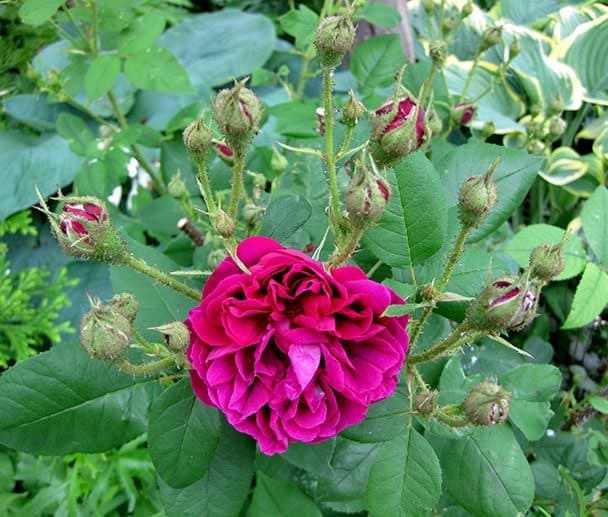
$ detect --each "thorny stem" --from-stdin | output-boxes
[410,365,428,390]
[409,225,471,349]
[458,50,482,104]
[432,404,471,427]
[228,148,246,222]
[122,254,200,301]
[117,357,176,377]
[409,321,482,364]
[323,68,342,237]
[194,160,217,215]
[336,125,355,161]
[326,227,363,269]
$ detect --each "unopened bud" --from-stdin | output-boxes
[109,293,139,323]
[168,173,188,199]
[546,116,566,141]
[480,121,496,139]
[457,160,498,228]
[345,158,391,227]
[529,243,565,282]
[150,321,190,353]
[429,40,448,67]
[342,90,365,127]
[527,139,546,155]
[529,103,543,117]
[242,203,264,225]
[525,117,543,138]
[427,108,442,136]
[441,16,456,34]
[467,275,540,331]
[464,381,511,425]
[415,390,438,416]
[270,148,288,174]
[480,25,503,52]
[462,0,473,17]
[422,0,434,14]
[452,102,476,125]
[508,38,521,59]
[314,15,356,69]
[213,79,263,146]
[43,195,126,263]
[213,208,236,238]
[216,143,235,165]
[370,91,427,168]
[80,297,132,362]
[548,94,564,116]
[183,117,213,163]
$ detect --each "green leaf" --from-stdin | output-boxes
[249,471,322,517]
[0,342,159,454]
[110,238,197,341]
[491,0,565,25]
[581,186,608,266]
[366,427,441,516]
[19,0,64,25]
[588,396,608,414]
[500,364,562,441]
[435,142,542,242]
[350,35,405,93]
[279,5,318,50]
[0,131,84,220]
[148,379,220,489]
[555,15,608,105]
[502,224,586,281]
[540,147,588,186]
[283,439,335,478]
[260,196,312,244]
[160,419,255,516]
[118,10,166,54]
[383,303,427,316]
[356,3,401,28]
[84,54,122,100]
[429,426,535,516]
[55,112,97,156]
[157,10,276,90]
[124,47,192,93]
[270,100,319,138]
[562,262,608,329]
[363,152,447,268]
[3,94,69,131]
[341,395,410,443]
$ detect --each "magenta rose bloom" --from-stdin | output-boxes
[186,237,409,455]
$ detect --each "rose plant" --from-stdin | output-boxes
[0,0,606,515]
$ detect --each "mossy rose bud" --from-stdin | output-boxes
[545,116,567,141]
[346,172,391,228]
[480,25,503,52]
[213,80,263,145]
[151,321,190,353]
[314,15,355,69]
[342,90,365,127]
[529,243,565,282]
[452,102,476,125]
[464,381,511,425]
[109,293,139,323]
[457,161,498,228]
[80,298,132,362]
[50,197,126,263]
[370,92,426,168]
[213,208,236,238]
[468,276,540,331]
[183,117,213,163]
[429,40,448,67]
[508,38,521,59]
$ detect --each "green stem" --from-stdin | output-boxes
[410,365,428,390]
[323,68,341,234]
[195,160,217,215]
[106,91,166,193]
[90,0,100,54]
[61,4,88,44]
[409,321,482,364]
[122,254,200,301]
[117,357,176,377]
[432,404,471,427]
[336,125,354,161]
[326,227,363,269]
[294,50,313,100]
[458,51,481,104]
[228,148,246,221]
[409,225,471,349]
